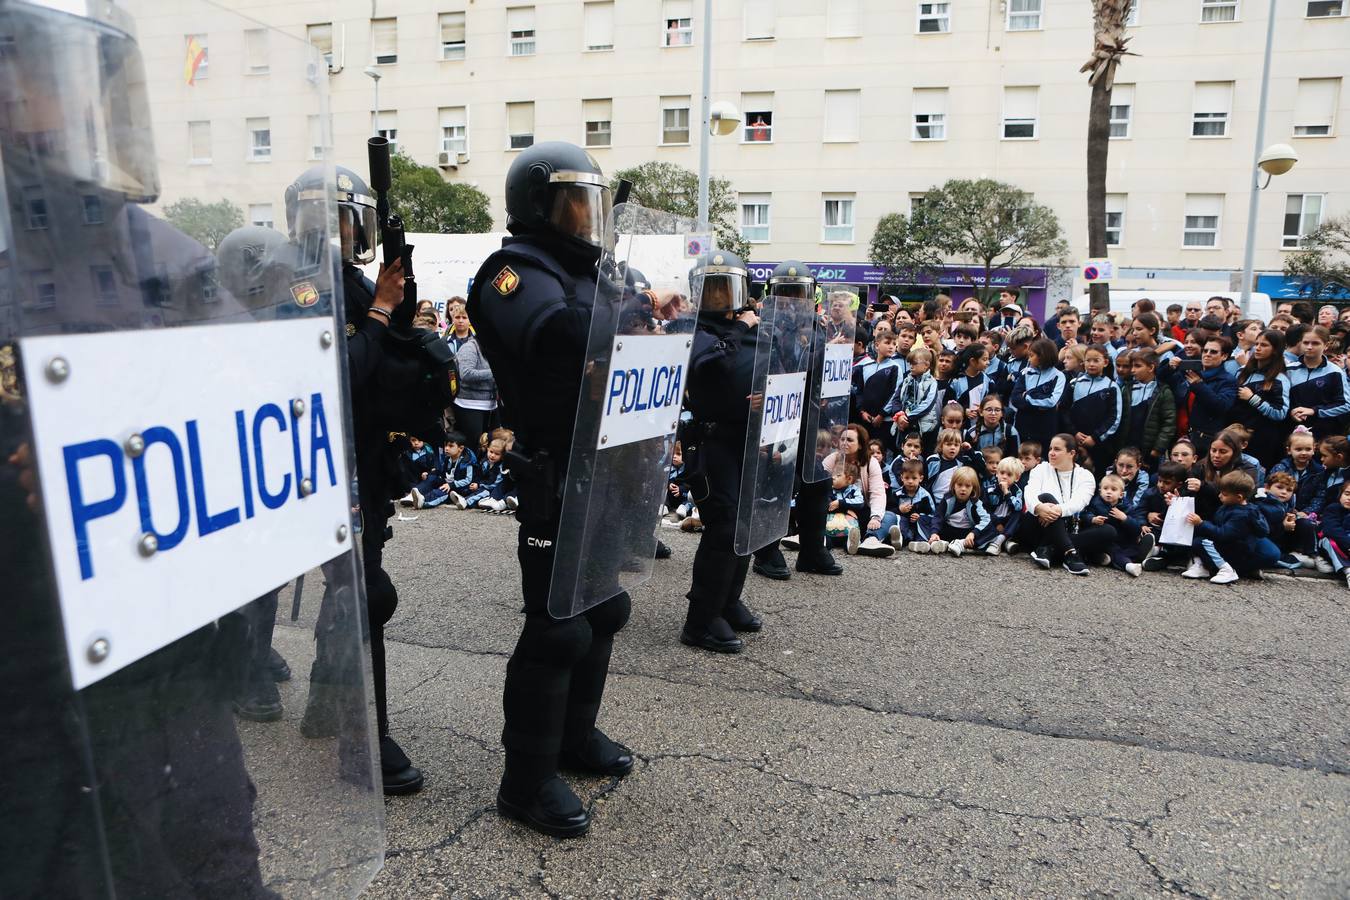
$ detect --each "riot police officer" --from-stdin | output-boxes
[680,250,765,653]
[469,142,680,837]
[284,165,424,795]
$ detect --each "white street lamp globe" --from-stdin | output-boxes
[1257,143,1298,177]
[709,101,741,137]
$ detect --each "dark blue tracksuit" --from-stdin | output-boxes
[1288,359,1350,441]
[445,448,479,493]
[981,481,1023,545]
[1319,501,1350,571]
[947,371,991,415]
[1270,456,1324,512]
[965,420,1020,457]
[920,493,993,545]
[890,485,934,543]
[1065,374,1121,471]
[1078,496,1145,568]
[925,453,963,502]
[1009,365,1066,452]
[1193,503,1278,575]
[1251,492,1316,559]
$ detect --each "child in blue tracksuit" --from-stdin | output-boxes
[924,428,965,503]
[458,438,512,511]
[916,466,992,556]
[1317,481,1350,588]
[1108,447,1151,513]
[1181,470,1277,584]
[1253,471,1318,568]
[440,434,478,508]
[826,464,867,550]
[398,437,443,508]
[1065,345,1122,475]
[1287,327,1350,440]
[886,347,940,453]
[1079,473,1153,576]
[981,456,1024,554]
[890,458,935,549]
[1270,428,1324,512]
[666,441,692,517]
[1315,435,1349,515]
[947,346,992,417]
[965,394,1020,458]
[1008,339,1067,453]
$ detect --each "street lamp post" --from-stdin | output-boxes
[363,65,381,137]
[696,0,714,226]
[1238,0,1280,315]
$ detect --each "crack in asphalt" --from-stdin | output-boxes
[385,804,495,859]
[1123,795,1212,899]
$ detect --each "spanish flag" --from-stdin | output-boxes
[183,35,206,86]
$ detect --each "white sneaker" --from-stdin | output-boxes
[1210,563,1239,585]
[448,491,466,509]
[846,526,861,555]
[887,524,903,549]
[398,492,415,508]
[948,541,965,557]
[781,534,801,551]
[909,540,929,554]
[929,540,949,554]
[858,535,896,558]
[1344,571,1350,590]
[1181,558,1210,579]
[484,498,506,512]
[1292,552,1317,569]
[1316,556,1335,574]
[984,543,1001,556]
[411,488,424,509]
[1125,562,1143,578]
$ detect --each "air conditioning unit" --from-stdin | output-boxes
[456,151,470,164]
[437,151,458,169]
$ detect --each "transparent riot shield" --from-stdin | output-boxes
[0,3,384,896]
[800,288,858,483]
[734,294,815,555]
[548,204,704,618]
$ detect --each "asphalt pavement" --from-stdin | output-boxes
[348,507,1349,898]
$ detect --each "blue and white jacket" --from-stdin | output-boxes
[1288,359,1350,433]
[925,452,963,502]
[1270,455,1325,512]
[444,448,478,492]
[1008,365,1067,436]
[1065,373,1122,445]
[884,371,941,435]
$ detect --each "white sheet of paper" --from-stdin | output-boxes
[1160,497,1195,546]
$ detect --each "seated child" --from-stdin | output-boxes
[667,440,693,518]
[925,428,965,503]
[826,461,866,555]
[1317,481,1350,589]
[1079,473,1154,577]
[1016,441,1042,491]
[975,445,1003,497]
[1108,447,1151,513]
[1139,461,1187,572]
[457,438,513,511]
[398,436,443,509]
[1253,471,1317,569]
[1181,471,1278,584]
[416,433,473,508]
[982,456,1025,555]
[1269,427,1324,512]
[918,466,992,557]
[892,458,935,551]
[965,395,1020,457]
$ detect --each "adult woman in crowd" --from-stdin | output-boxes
[821,424,896,557]
[1018,434,1113,575]
[1232,329,1292,467]
[450,307,499,444]
[1178,336,1237,456]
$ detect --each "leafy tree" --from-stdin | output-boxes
[389,153,492,234]
[163,197,243,252]
[869,178,1069,299]
[609,161,750,261]
[1283,214,1350,301]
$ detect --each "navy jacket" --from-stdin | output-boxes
[1251,493,1295,538]
[399,445,441,488]
[1180,366,1237,437]
[1195,503,1270,549]
[982,480,1024,522]
[1065,374,1122,445]
[1079,495,1143,544]
[1270,455,1325,512]
[1287,359,1350,437]
[925,453,963,500]
[852,355,905,418]
[947,371,991,414]
[444,449,478,492]
[1008,365,1066,441]
[1320,501,1350,552]
[931,493,992,535]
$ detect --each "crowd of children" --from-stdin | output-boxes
[397,428,518,513]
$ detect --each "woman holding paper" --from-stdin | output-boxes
[1019,434,1114,575]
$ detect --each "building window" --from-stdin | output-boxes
[1283,194,1325,248]
[91,266,118,305]
[909,193,928,221]
[33,274,56,309]
[185,34,208,80]
[244,28,269,74]
[1126,2,1140,25]
[740,193,771,243]
[663,0,693,46]
[744,0,775,39]
[440,12,466,60]
[1106,84,1133,138]
[583,2,615,51]
[507,7,536,56]
[507,101,534,149]
[823,89,861,143]
[1002,86,1038,139]
[661,96,691,144]
[375,111,398,154]
[440,107,468,154]
[1307,1,1345,15]
[307,23,333,67]
[249,203,275,229]
[247,118,271,161]
[1007,0,1043,31]
[741,93,773,142]
[822,194,855,243]
[371,18,397,64]
[1192,81,1232,137]
[912,87,947,140]
[917,2,951,33]
[583,98,612,147]
[1293,77,1340,136]
[308,115,329,160]
[188,120,211,163]
[1183,194,1223,247]
[827,0,861,36]
[1201,0,1239,22]
[23,187,47,230]
[81,194,103,225]
[1105,194,1125,247]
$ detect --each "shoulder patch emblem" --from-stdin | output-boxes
[346,322,357,337]
[290,280,319,307]
[492,266,520,296]
[713,254,725,265]
[787,266,798,277]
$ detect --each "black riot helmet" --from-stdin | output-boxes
[690,249,749,314]
[216,225,290,310]
[768,260,816,301]
[285,164,377,265]
[504,141,613,260]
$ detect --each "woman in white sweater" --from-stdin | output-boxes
[1019,433,1116,575]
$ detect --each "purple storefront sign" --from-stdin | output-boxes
[748,262,1050,321]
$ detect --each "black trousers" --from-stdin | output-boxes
[452,403,498,447]
[1018,495,1118,563]
[501,512,631,795]
[686,432,750,627]
[756,469,831,565]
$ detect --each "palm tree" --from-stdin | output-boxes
[1081,1,1136,313]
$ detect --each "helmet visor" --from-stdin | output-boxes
[338,202,378,265]
[0,4,158,201]
[547,181,614,252]
[768,279,814,300]
[696,273,746,313]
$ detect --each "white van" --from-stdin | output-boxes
[1071,290,1273,324]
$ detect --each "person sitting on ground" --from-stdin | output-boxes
[1020,433,1103,575]
[398,436,442,509]
[981,456,1025,555]
[1252,471,1318,570]
[918,466,992,557]
[1316,481,1350,590]
[1078,473,1154,577]
[825,461,866,556]
[456,437,513,511]
[1181,471,1277,585]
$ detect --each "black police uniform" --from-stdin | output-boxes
[468,233,634,836]
[681,310,762,652]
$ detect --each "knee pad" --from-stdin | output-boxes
[584,592,631,639]
[364,566,399,628]
[516,615,592,669]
